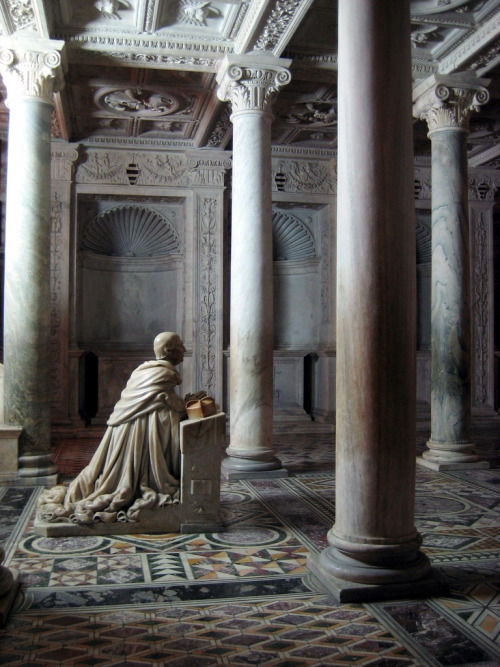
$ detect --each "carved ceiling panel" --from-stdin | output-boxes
[0,0,498,164]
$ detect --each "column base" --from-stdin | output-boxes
[0,567,20,627]
[417,456,489,471]
[308,553,448,603]
[221,455,288,481]
[18,454,59,486]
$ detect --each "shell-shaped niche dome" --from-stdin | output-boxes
[272,210,316,261]
[416,217,432,265]
[82,205,181,257]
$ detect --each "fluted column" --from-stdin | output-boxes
[0,38,65,484]
[413,74,490,471]
[308,0,445,602]
[217,55,291,479]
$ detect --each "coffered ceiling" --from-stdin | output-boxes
[0,0,499,166]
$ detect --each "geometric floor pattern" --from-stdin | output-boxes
[1,411,499,666]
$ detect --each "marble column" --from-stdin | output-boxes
[308,0,446,602]
[413,74,490,471]
[0,38,66,484]
[216,55,291,479]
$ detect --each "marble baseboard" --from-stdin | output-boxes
[416,456,490,471]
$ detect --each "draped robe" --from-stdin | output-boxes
[39,360,186,524]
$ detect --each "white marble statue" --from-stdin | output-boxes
[39,332,197,524]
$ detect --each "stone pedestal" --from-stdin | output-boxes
[217,55,291,480]
[0,425,22,484]
[308,0,444,602]
[0,38,65,484]
[413,73,490,471]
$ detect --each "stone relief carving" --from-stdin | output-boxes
[50,191,64,414]
[198,198,218,396]
[414,170,432,199]
[206,104,231,148]
[82,205,181,257]
[95,0,128,19]
[77,151,125,183]
[272,209,316,261]
[471,210,489,405]
[254,0,302,51]
[5,0,36,32]
[468,174,498,201]
[177,1,219,27]
[271,158,335,194]
[411,25,440,47]
[99,88,180,115]
[140,152,189,185]
[284,100,337,127]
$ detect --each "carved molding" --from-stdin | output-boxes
[5,0,37,33]
[188,155,232,187]
[217,55,291,115]
[413,75,490,133]
[254,0,302,51]
[0,41,66,105]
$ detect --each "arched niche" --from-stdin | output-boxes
[272,208,320,348]
[77,204,184,346]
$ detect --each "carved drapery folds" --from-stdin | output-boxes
[413,73,490,134]
[217,54,291,116]
[0,39,65,106]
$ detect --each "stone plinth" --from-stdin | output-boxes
[0,425,22,484]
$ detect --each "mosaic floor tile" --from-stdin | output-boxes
[1,415,500,665]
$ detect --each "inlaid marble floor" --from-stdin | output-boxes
[1,412,499,666]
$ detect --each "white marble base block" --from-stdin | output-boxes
[0,425,21,483]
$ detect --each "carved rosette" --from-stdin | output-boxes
[413,75,490,135]
[0,43,65,106]
[217,56,291,116]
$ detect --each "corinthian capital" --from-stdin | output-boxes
[413,73,490,135]
[0,38,66,106]
[216,54,291,117]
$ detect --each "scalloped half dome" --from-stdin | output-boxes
[272,210,316,261]
[82,205,181,257]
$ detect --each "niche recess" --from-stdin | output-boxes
[77,201,185,347]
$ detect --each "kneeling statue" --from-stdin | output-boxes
[39,332,204,525]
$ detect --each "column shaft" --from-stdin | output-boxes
[228,110,274,461]
[0,40,65,483]
[308,0,442,601]
[413,73,490,470]
[4,99,56,479]
[216,55,291,479]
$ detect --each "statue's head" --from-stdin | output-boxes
[153,332,185,364]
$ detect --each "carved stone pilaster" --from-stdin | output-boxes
[217,54,291,116]
[51,145,80,182]
[0,39,65,106]
[413,74,490,134]
[188,154,232,188]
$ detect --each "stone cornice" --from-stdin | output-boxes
[216,54,292,116]
[438,8,500,74]
[413,73,490,134]
[0,38,66,105]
